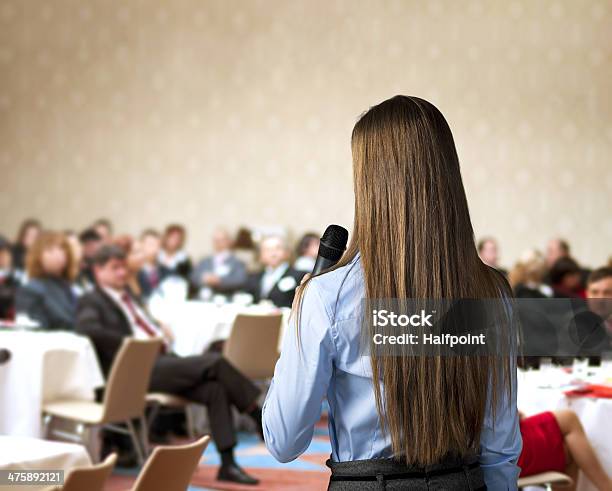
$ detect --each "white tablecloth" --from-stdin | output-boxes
[0,330,104,437]
[518,367,612,491]
[0,436,91,490]
[148,300,291,356]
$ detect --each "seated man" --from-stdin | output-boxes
[190,227,247,298]
[245,235,305,308]
[76,245,260,485]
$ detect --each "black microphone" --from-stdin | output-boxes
[312,225,349,276]
[0,349,11,365]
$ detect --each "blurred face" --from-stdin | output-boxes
[128,241,146,272]
[212,229,232,253]
[94,258,129,290]
[479,240,498,267]
[0,249,12,270]
[94,224,111,243]
[165,231,183,252]
[304,237,320,258]
[23,225,41,248]
[260,237,288,269]
[587,277,612,319]
[561,272,582,291]
[142,234,161,262]
[546,239,567,267]
[41,245,67,277]
[82,239,102,260]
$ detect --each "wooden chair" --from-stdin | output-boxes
[130,435,210,491]
[518,471,573,490]
[223,313,283,379]
[42,453,116,491]
[42,338,163,465]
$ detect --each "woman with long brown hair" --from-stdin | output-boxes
[262,96,521,489]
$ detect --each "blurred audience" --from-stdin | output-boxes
[159,224,192,281]
[233,226,257,271]
[586,267,612,349]
[245,235,305,308]
[477,236,507,276]
[191,228,247,298]
[546,237,571,268]
[0,236,18,319]
[15,232,77,329]
[549,256,585,298]
[92,218,113,243]
[293,232,319,273]
[509,250,553,298]
[138,229,162,300]
[76,245,262,485]
[77,228,103,292]
[11,218,42,275]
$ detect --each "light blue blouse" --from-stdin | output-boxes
[262,253,522,490]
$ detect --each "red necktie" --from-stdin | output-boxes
[121,293,158,338]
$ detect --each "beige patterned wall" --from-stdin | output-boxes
[0,0,610,267]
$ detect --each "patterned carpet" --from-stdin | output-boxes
[105,422,331,491]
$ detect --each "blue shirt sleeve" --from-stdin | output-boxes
[479,356,522,490]
[262,279,335,463]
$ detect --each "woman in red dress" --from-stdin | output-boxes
[519,409,611,490]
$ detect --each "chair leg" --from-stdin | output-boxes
[126,419,145,466]
[139,415,150,457]
[41,414,52,438]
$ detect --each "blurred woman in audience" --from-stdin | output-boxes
[509,249,553,298]
[11,218,42,276]
[519,409,611,490]
[233,226,257,271]
[293,232,319,272]
[158,224,192,281]
[15,231,78,329]
[0,236,18,319]
[114,235,147,302]
[550,257,585,298]
[138,229,162,299]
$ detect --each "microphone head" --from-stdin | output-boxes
[318,225,349,262]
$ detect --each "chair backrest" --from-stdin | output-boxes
[102,338,162,422]
[131,436,210,491]
[62,453,117,491]
[223,313,282,379]
[517,471,573,488]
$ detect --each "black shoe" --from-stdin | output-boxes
[217,464,259,485]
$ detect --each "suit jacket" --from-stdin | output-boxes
[0,272,18,319]
[190,254,247,294]
[76,287,216,392]
[15,277,76,329]
[245,265,305,308]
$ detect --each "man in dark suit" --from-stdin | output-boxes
[76,245,260,485]
[245,235,305,308]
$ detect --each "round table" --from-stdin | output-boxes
[0,330,104,437]
[518,366,612,491]
[0,436,91,491]
[148,299,290,356]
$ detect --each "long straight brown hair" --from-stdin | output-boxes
[295,95,513,466]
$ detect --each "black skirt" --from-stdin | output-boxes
[326,454,487,490]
